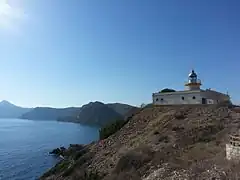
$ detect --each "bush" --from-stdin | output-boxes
[62,165,75,177]
[174,111,186,119]
[71,170,103,180]
[159,88,176,93]
[41,160,70,178]
[99,119,128,140]
[107,169,141,180]
[73,148,88,160]
[158,135,169,143]
[172,126,184,132]
[144,103,153,108]
[82,171,102,180]
[114,146,154,174]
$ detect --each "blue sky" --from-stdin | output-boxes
[0,0,239,108]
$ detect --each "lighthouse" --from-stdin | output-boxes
[152,69,230,105]
[185,69,202,90]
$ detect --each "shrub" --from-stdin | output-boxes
[144,103,153,108]
[174,111,185,119]
[172,126,184,132]
[75,153,93,167]
[41,160,70,178]
[159,88,176,93]
[107,169,141,180]
[158,135,169,143]
[217,99,233,108]
[114,146,154,174]
[62,165,75,177]
[99,119,128,140]
[73,148,88,160]
[72,170,103,180]
[82,171,102,180]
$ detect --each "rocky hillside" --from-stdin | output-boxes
[20,102,136,126]
[41,104,240,180]
[58,102,126,126]
[106,103,135,116]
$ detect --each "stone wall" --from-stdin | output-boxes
[226,143,240,161]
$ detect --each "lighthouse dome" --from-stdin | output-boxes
[188,70,197,78]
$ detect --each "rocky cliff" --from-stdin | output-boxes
[41,104,240,180]
[20,102,136,126]
[57,102,137,126]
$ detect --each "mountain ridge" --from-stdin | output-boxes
[0,100,32,118]
[20,107,81,121]
[20,101,136,126]
[0,100,136,126]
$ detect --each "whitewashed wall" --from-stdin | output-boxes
[152,91,203,105]
[152,89,230,105]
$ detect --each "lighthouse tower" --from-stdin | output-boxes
[185,69,202,90]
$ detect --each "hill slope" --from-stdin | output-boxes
[106,103,135,116]
[41,104,240,180]
[0,100,31,118]
[58,102,131,126]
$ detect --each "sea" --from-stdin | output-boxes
[0,118,99,180]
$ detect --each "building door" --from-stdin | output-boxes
[202,98,207,104]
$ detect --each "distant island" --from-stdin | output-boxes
[0,100,32,118]
[20,106,81,122]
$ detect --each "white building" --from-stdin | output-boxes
[152,70,230,105]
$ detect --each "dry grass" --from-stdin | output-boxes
[41,104,240,180]
[113,146,154,174]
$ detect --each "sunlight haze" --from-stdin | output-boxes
[0,0,27,32]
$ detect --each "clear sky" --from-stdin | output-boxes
[0,0,239,108]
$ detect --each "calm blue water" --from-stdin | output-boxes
[0,119,99,180]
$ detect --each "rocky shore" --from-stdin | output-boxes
[49,147,66,157]
[41,105,240,180]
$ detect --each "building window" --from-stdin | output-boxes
[182,96,184,100]
[193,96,196,99]
[161,98,163,101]
[156,98,158,101]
